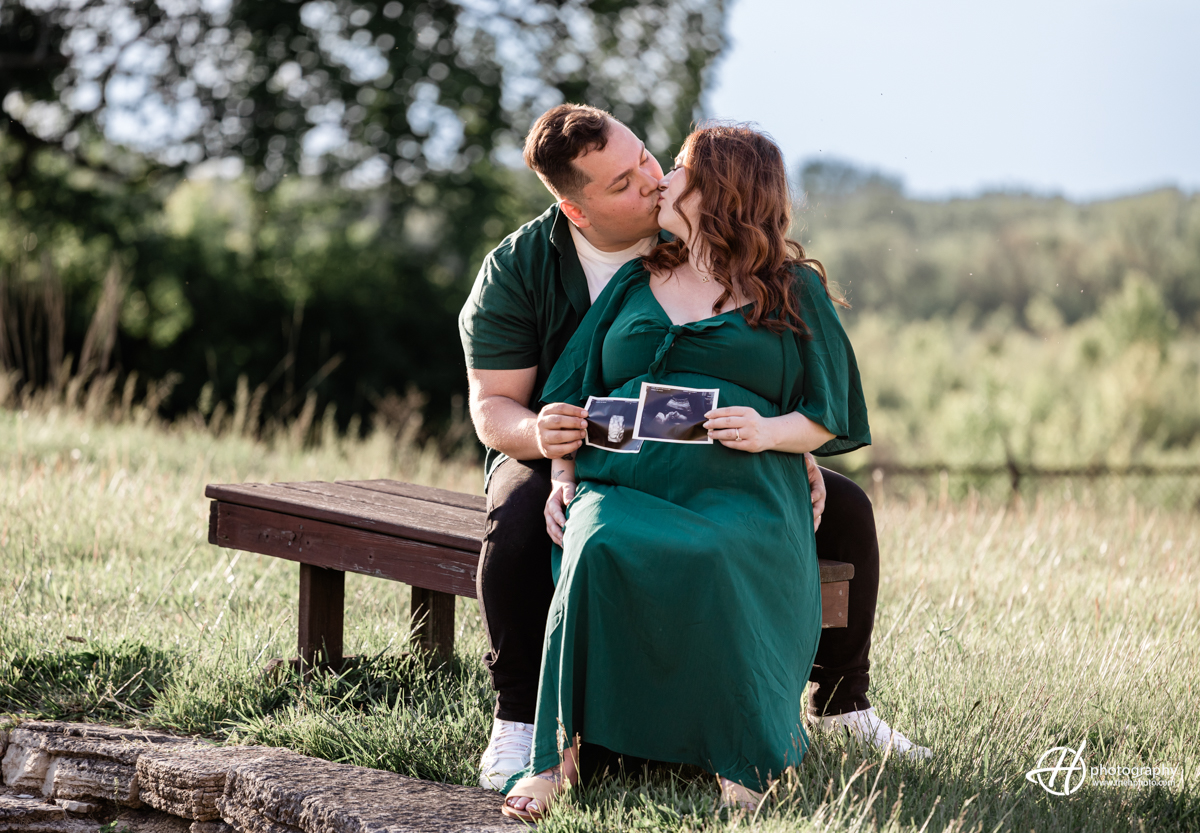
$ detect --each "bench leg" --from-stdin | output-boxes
[411,586,456,662]
[821,580,849,628]
[299,564,345,669]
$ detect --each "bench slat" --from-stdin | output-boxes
[283,481,486,542]
[212,502,480,596]
[342,479,486,513]
[286,481,484,524]
[817,559,854,583]
[206,481,484,552]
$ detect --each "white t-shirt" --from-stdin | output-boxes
[568,223,657,303]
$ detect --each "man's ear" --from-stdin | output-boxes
[559,199,591,230]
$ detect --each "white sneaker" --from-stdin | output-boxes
[809,707,932,760]
[479,718,534,790]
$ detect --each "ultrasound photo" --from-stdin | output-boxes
[632,383,720,444]
[583,396,644,453]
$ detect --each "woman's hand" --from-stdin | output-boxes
[545,458,577,546]
[704,407,834,455]
[703,406,775,452]
[537,403,588,459]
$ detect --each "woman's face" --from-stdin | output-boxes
[656,152,700,242]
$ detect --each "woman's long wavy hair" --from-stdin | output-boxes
[644,124,846,335]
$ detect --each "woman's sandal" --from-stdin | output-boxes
[501,771,568,823]
[717,776,766,813]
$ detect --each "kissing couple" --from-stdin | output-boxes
[458,104,930,822]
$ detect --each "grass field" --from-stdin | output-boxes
[1,405,1197,831]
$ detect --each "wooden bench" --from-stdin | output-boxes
[205,479,855,666]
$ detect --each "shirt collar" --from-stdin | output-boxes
[550,204,592,319]
[549,204,673,316]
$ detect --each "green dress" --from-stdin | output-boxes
[522,260,870,791]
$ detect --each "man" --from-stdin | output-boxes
[458,104,929,790]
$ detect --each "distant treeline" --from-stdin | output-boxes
[798,159,1199,331]
[794,162,1200,472]
[843,299,1200,474]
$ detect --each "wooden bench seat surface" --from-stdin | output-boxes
[345,479,487,512]
[207,480,854,584]
[206,480,485,552]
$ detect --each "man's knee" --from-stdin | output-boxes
[821,467,874,526]
[815,467,879,577]
[483,459,554,576]
[488,459,552,524]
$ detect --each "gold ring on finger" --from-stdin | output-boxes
[735,429,741,441]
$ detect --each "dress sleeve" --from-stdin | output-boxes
[785,266,872,457]
[458,249,540,370]
[540,260,645,407]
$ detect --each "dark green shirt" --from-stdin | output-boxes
[458,204,592,487]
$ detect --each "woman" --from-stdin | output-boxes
[502,124,870,821]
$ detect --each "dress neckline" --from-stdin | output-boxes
[642,270,754,327]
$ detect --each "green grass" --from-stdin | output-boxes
[2,405,1197,831]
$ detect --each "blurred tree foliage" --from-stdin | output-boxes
[796,160,1200,469]
[0,0,725,432]
[798,159,1200,330]
[846,292,1200,472]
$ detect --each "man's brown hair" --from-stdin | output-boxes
[523,104,614,200]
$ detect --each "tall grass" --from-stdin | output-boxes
[1,404,1197,831]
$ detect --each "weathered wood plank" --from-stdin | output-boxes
[208,500,219,546]
[299,564,345,668]
[817,559,855,583]
[345,479,486,513]
[280,481,485,538]
[212,502,479,597]
[820,580,849,628]
[411,587,457,662]
[283,480,481,517]
[205,481,483,552]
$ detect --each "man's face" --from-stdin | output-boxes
[563,120,665,247]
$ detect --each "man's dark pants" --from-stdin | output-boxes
[477,457,879,724]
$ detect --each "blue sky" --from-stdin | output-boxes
[706,0,1200,200]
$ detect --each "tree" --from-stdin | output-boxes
[1,0,727,427]
[3,0,724,185]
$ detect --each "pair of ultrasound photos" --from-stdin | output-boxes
[584,383,720,454]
